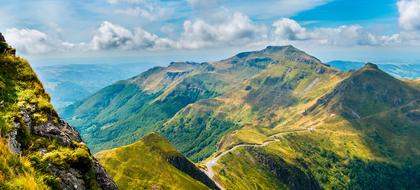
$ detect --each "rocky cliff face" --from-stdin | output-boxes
[0,32,118,189]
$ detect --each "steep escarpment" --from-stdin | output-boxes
[96,133,218,190]
[0,33,117,189]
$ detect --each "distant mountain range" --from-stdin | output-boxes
[63,46,420,189]
[328,60,420,79]
[34,63,158,110]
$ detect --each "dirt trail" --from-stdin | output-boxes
[203,128,310,190]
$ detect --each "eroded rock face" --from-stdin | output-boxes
[50,166,86,190]
[7,122,22,155]
[12,104,118,190]
[92,159,120,190]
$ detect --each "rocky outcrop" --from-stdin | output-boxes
[7,122,22,155]
[92,159,119,190]
[12,104,118,190]
[50,166,86,190]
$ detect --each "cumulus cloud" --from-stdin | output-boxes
[397,0,420,31]
[90,21,174,50]
[179,12,267,48]
[273,18,308,41]
[271,18,403,47]
[3,28,54,54]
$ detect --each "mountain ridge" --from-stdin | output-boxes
[63,45,420,189]
[96,133,219,190]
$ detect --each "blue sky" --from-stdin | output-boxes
[1,0,420,66]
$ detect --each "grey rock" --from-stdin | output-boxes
[17,105,118,189]
[8,122,22,155]
[58,119,83,142]
[92,159,119,190]
[50,166,86,190]
[20,108,33,131]
[39,148,48,156]
[33,122,74,147]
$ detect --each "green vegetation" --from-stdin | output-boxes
[0,37,112,189]
[96,133,212,190]
[64,45,420,189]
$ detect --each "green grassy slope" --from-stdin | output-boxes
[96,133,217,190]
[64,45,334,158]
[64,45,419,189]
[0,34,116,189]
[211,64,420,189]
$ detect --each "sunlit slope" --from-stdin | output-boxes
[96,133,218,190]
[209,64,420,189]
[63,45,331,157]
[64,44,420,189]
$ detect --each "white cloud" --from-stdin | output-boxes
[397,0,420,31]
[271,18,404,47]
[179,12,267,48]
[115,6,167,21]
[272,18,308,41]
[3,28,53,54]
[90,21,174,50]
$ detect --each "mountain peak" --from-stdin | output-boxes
[362,62,379,70]
[263,45,300,53]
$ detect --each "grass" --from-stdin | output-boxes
[62,45,420,189]
[96,133,210,190]
[0,139,50,190]
[0,42,103,189]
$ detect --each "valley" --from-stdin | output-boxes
[63,45,420,189]
[2,1,420,189]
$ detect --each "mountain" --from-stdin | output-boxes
[62,45,331,157]
[96,133,219,190]
[64,45,420,189]
[0,33,117,189]
[328,60,420,79]
[34,63,157,110]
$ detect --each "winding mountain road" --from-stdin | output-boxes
[203,128,311,190]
